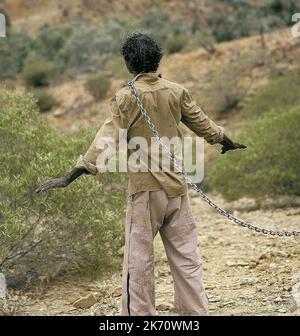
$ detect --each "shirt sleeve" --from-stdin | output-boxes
[180,87,224,144]
[75,96,124,175]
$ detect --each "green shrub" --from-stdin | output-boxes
[58,24,111,73]
[207,0,300,43]
[0,89,126,283]
[21,60,58,87]
[33,89,58,112]
[141,7,190,46]
[31,25,74,71]
[105,56,129,79]
[267,0,300,26]
[200,49,264,116]
[187,31,216,54]
[210,107,300,200]
[0,33,32,79]
[85,75,111,101]
[165,35,186,54]
[243,71,300,119]
[59,17,138,74]
[62,8,69,17]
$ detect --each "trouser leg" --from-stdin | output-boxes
[121,191,167,316]
[160,193,209,316]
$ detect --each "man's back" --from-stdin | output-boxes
[116,71,223,143]
[75,71,224,197]
[112,71,223,196]
[116,72,183,140]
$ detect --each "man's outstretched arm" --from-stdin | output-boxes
[35,167,90,193]
[36,95,123,194]
[180,87,246,153]
[35,128,102,194]
[35,120,112,194]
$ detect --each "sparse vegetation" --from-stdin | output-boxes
[105,56,129,79]
[208,0,300,42]
[0,33,32,79]
[0,89,126,285]
[165,35,186,54]
[21,60,58,87]
[2,1,298,82]
[141,8,189,47]
[85,75,112,101]
[210,107,300,200]
[243,71,300,119]
[191,31,216,54]
[31,25,74,70]
[201,49,265,116]
[33,89,58,112]
[0,291,26,316]
[56,17,138,74]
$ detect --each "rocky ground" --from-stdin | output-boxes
[15,192,300,316]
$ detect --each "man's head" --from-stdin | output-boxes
[121,32,164,75]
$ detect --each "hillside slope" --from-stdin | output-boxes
[2,0,272,35]
[41,28,300,135]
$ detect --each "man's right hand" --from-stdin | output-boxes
[220,134,247,154]
[36,177,69,193]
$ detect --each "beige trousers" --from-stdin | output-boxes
[121,190,209,316]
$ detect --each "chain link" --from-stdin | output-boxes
[128,80,300,237]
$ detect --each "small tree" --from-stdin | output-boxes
[33,89,58,112]
[85,75,111,101]
[165,35,186,54]
[21,60,58,87]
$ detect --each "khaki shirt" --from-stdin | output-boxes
[76,71,224,197]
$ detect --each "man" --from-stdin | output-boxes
[36,32,246,316]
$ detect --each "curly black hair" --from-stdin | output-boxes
[120,32,164,74]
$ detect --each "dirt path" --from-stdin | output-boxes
[22,192,300,316]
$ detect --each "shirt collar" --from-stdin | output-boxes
[132,70,162,83]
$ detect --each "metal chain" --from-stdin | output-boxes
[128,80,300,237]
